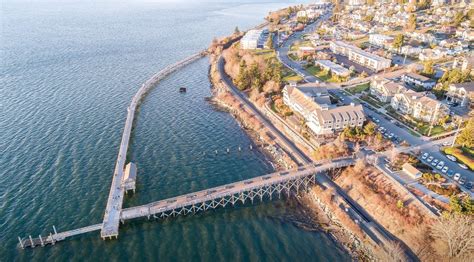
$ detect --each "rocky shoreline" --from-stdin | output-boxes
[206,32,375,261]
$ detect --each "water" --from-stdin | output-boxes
[0,1,350,261]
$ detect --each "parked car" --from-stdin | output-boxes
[446,155,457,162]
[388,133,394,139]
[441,166,449,173]
[458,163,468,170]
[466,181,473,190]
[421,153,428,160]
[427,156,434,162]
[447,170,454,177]
[442,141,451,146]
[436,161,445,169]
[432,159,439,166]
[459,176,466,185]
[453,173,461,181]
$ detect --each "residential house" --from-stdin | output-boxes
[402,163,422,179]
[446,82,474,108]
[282,83,366,135]
[315,60,351,77]
[452,55,474,74]
[401,72,436,90]
[370,77,407,103]
[369,34,394,48]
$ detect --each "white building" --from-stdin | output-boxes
[240,30,269,49]
[315,60,351,77]
[330,41,392,72]
[283,83,366,135]
[369,34,394,48]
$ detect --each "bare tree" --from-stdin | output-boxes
[379,241,408,262]
[389,147,400,165]
[430,213,474,260]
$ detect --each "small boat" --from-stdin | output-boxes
[179,87,187,93]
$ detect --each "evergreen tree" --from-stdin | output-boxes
[234,26,240,35]
[407,14,417,31]
[455,118,474,148]
[236,60,249,90]
[392,34,404,50]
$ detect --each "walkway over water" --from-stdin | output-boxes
[120,158,354,221]
[101,51,207,239]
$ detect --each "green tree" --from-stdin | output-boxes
[453,11,465,26]
[392,34,404,51]
[450,196,463,213]
[248,63,262,92]
[397,200,405,209]
[422,60,435,77]
[363,122,377,136]
[236,60,249,90]
[234,26,240,35]
[407,13,417,31]
[266,34,274,49]
[455,117,474,148]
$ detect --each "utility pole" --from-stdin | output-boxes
[427,103,439,137]
[451,118,463,148]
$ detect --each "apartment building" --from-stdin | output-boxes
[391,90,449,123]
[282,83,366,135]
[401,72,436,90]
[446,82,474,108]
[330,41,391,72]
[369,34,394,48]
[315,60,351,77]
[370,77,407,103]
[240,29,269,49]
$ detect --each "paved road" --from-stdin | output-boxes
[218,57,311,166]
[276,13,332,83]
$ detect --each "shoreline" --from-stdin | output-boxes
[206,44,372,259]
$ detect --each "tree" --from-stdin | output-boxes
[236,60,249,90]
[430,213,474,259]
[392,34,404,51]
[453,11,465,26]
[234,26,240,35]
[406,13,417,31]
[364,122,377,136]
[248,63,262,92]
[422,60,435,77]
[396,200,404,209]
[266,34,274,49]
[455,117,474,148]
[379,241,407,262]
[367,0,375,5]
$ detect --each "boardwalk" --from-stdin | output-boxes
[19,224,101,249]
[100,51,207,239]
[120,158,354,221]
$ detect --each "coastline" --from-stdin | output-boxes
[206,36,374,259]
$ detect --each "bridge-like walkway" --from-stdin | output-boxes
[101,51,207,239]
[120,158,353,221]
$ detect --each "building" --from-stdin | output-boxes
[297,46,316,58]
[330,41,391,72]
[391,90,449,123]
[446,82,474,108]
[369,34,394,48]
[402,163,422,179]
[240,29,269,49]
[370,77,407,103]
[401,72,436,90]
[283,83,366,135]
[315,60,351,77]
[123,162,137,193]
[452,55,474,74]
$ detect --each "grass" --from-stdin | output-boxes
[359,94,384,108]
[347,82,370,94]
[304,65,347,83]
[289,40,313,51]
[417,125,445,137]
[443,147,474,170]
[250,49,276,60]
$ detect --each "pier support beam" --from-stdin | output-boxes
[39,235,44,246]
[18,237,24,249]
[29,235,34,248]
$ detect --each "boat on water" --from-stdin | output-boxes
[179,87,187,93]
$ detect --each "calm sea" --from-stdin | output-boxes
[0,1,350,261]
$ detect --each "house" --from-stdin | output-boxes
[282,83,366,135]
[402,163,422,179]
[369,34,394,48]
[297,46,316,58]
[452,55,474,74]
[123,162,137,193]
[330,41,392,72]
[391,90,449,122]
[370,77,407,103]
[446,82,474,108]
[402,72,436,90]
[315,60,351,77]
[240,29,269,49]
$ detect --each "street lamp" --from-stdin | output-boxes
[451,118,463,148]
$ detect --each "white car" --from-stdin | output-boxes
[436,161,445,170]
[442,141,451,146]
[421,153,428,160]
[441,166,449,173]
[458,163,468,170]
[427,156,434,163]
[459,176,466,185]
[453,173,461,181]
[432,159,439,166]
[446,155,457,162]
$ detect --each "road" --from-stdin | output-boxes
[218,57,311,166]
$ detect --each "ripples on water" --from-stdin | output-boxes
[0,1,349,261]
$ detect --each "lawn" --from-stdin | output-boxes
[282,67,302,82]
[417,125,445,137]
[443,147,474,170]
[289,40,313,51]
[347,82,370,94]
[305,65,348,83]
[359,94,384,108]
